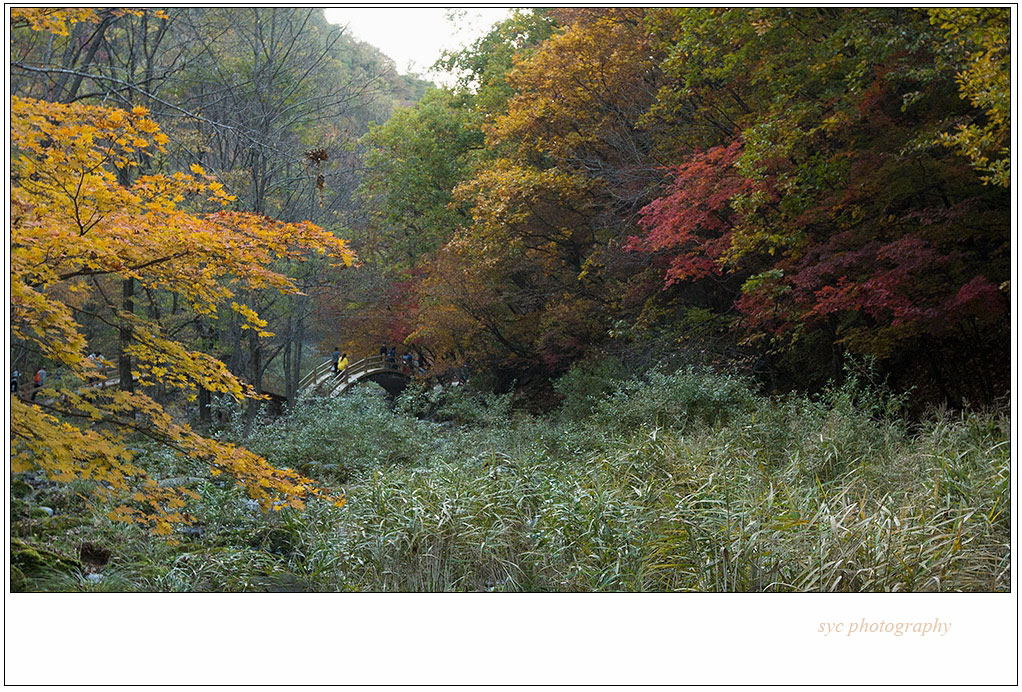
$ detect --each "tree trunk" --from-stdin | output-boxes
[197,320,214,425]
[59,15,114,102]
[118,278,135,392]
[198,387,211,426]
[292,309,305,398]
[242,329,262,437]
[283,332,293,402]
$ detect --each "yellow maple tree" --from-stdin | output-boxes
[10,94,353,533]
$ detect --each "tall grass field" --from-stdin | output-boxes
[11,362,1010,592]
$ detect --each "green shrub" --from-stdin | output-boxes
[396,380,512,428]
[553,356,629,422]
[240,385,436,481]
[589,365,758,435]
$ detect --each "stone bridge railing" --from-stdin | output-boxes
[297,353,421,398]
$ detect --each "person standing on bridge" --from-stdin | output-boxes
[387,346,396,369]
[332,347,342,374]
[338,352,349,374]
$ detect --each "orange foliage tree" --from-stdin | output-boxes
[412,9,660,373]
[10,91,353,533]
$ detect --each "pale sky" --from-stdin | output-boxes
[323,7,515,85]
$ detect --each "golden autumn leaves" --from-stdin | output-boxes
[11,95,353,533]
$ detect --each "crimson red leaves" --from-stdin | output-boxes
[630,141,755,285]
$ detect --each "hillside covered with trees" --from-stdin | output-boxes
[9,8,1010,595]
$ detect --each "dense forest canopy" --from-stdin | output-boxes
[8,7,1010,534]
[352,7,1009,404]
